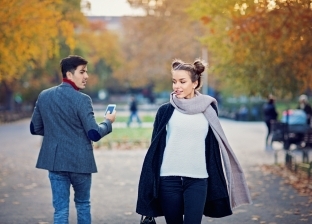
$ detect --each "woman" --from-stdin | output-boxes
[136,59,251,224]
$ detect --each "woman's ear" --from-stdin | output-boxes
[193,80,198,89]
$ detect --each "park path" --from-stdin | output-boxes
[0,118,311,224]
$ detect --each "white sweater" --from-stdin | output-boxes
[160,109,209,178]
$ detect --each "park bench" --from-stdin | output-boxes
[270,122,301,164]
[293,129,312,178]
[270,121,287,144]
[271,122,312,177]
[270,122,311,162]
[270,122,308,147]
[294,161,312,178]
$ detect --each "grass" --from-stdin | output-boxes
[95,127,153,150]
[94,116,154,149]
[100,127,153,142]
[95,115,155,123]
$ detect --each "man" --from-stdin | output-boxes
[127,95,141,127]
[30,55,116,223]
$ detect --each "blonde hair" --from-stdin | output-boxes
[299,94,308,103]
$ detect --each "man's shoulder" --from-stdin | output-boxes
[68,91,92,107]
[39,85,91,106]
[38,86,57,99]
[41,86,57,94]
[76,91,91,99]
[59,85,91,99]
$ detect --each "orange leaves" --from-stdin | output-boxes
[77,19,121,70]
[0,0,76,83]
[89,20,107,31]
[187,0,312,97]
[115,0,205,90]
[261,164,312,201]
[58,20,76,50]
[200,16,212,24]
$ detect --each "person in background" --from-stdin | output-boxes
[238,105,248,121]
[136,58,251,224]
[127,95,141,127]
[297,94,312,126]
[263,94,278,148]
[30,55,116,224]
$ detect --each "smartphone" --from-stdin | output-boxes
[105,104,116,115]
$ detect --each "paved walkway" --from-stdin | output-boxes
[0,118,311,223]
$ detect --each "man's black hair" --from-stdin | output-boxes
[60,55,88,78]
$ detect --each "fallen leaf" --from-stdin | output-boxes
[251,215,260,221]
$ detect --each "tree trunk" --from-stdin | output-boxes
[3,81,15,111]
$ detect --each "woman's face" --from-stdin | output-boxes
[172,70,198,99]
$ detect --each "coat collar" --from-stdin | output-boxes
[62,78,80,91]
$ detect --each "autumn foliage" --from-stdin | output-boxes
[123,0,205,91]
[189,0,312,97]
[126,0,312,97]
[0,0,122,110]
[0,0,75,84]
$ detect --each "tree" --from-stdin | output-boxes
[189,0,312,98]
[76,19,123,96]
[0,0,76,110]
[118,0,204,92]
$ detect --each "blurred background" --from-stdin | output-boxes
[1,0,311,122]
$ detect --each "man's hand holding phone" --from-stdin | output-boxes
[105,104,116,123]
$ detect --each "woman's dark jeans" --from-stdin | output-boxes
[159,176,208,224]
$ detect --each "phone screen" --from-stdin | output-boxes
[105,105,116,115]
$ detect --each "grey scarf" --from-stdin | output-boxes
[169,91,217,114]
[170,91,252,209]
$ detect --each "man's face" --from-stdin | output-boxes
[67,65,88,89]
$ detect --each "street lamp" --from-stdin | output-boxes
[202,48,208,95]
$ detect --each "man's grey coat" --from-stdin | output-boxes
[30,82,112,173]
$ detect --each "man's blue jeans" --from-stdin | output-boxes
[48,171,92,224]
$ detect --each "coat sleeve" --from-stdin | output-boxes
[306,105,312,116]
[30,96,44,136]
[151,106,163,140]
[78,95,112,142]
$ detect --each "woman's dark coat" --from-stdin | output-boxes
[136,103,232,218]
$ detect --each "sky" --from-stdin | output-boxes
[83,0,145,16]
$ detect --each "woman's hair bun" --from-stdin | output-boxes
[172,59,183,70]
[193,59,206,74]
